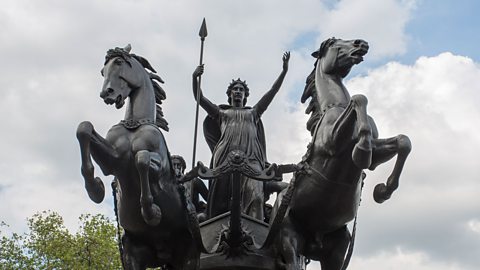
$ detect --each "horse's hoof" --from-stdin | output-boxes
[373,183,391,203]
[142,204,162,226]
[352,145,372,169]
[85,177,105,204]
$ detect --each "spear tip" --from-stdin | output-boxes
[199,18,208,39]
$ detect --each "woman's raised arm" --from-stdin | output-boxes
[192,64,219,117]
[254,52,290,116]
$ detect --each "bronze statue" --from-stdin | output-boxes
[268,38,412,270]
[192,52,290,221]
[76,45,198,269]
[77,24,411,270]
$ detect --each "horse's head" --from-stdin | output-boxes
[100,44,153,109]
[312,38,369,78]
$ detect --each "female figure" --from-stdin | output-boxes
[192,52,290,220]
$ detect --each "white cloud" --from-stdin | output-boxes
[308,248,461,270]
[351,248,461,270]
[468,219,480,234]
[318,0,417,59]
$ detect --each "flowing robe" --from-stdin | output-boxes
[204,105,267,220]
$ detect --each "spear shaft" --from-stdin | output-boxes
[192,18,208,170]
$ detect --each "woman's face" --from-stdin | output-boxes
[230,83,246,106]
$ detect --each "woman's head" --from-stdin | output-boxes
[226,79,249,106]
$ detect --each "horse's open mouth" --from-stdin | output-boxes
[114,95,125,109]
[351,48,368,63]
[103,94,125,109]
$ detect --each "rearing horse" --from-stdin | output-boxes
[272,38,411,270]
[76,45,198,269]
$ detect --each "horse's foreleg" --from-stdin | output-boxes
[76,121,105,203]
[328,95,372,168]
[135,150,162,226]
[371,135,411,203]
[350,95,373,169]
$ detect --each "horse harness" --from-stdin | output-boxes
[120,118,156,130]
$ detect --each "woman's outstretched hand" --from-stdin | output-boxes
[282,51,290,71]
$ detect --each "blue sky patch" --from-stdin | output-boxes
[289,30,320,51]
[403,0,480,63]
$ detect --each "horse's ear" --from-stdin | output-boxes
[124,44,132,53]
[312,38,336,59]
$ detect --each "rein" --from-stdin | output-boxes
[340,175,364,270]
[111,179,125,269]
[304,162,357,188]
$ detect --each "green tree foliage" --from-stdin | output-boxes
[0,211,122,270]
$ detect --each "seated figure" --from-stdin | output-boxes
[171,155,209,221]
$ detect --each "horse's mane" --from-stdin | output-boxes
[131,54,169,132]
[301,65,321,135]
[105,47,169,131]
[300,38,337,135]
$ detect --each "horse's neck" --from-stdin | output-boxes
[315,64,351,110]
[124,78,156,122]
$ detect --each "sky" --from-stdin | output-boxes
[0,0,479,269]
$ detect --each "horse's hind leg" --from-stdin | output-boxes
[122,232,152,270]
[370,135,412,203]
[275,217,303,270]
[135,150,162,226]
[177,239,200,270]
[76,121,105,203]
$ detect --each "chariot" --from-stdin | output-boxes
[76,21,410,270]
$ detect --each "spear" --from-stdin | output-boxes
[192,18,208,170]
